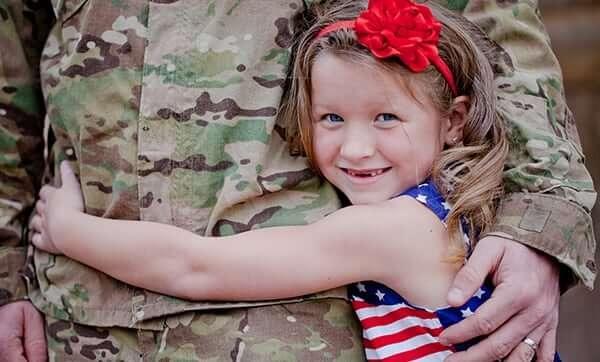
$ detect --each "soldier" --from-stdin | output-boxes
[0,1,595,361]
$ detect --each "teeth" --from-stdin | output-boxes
[346,169,386,177]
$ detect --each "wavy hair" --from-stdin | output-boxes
[279,0,508,259]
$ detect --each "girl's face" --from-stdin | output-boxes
[310,53,450,205]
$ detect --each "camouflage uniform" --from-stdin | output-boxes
[0,0,596,361]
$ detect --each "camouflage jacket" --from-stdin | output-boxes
[0,0,596,331]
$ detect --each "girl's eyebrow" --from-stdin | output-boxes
[311,102,331,111]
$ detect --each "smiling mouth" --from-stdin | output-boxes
[340,167,392,178]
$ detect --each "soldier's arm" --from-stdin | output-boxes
[457,0,596,290]
[436,2,593,360]
[0,0,54,306]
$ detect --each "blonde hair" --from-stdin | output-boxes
[279,0,508,259]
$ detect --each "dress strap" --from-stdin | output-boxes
[400,181,450,222]
[399,181,473,255]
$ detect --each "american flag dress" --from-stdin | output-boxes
[348,182,494,361]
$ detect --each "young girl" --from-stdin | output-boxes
[31,0,510,360]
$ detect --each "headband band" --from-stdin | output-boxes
[315,0,458,96]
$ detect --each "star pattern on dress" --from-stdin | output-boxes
[357,282,367,293]
[461,307,474,318]
[403,181,451,221]
[416,194,428,203]
[474,288,486,299]
[375,289,386,301]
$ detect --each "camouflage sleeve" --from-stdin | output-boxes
[0,1,54,305]
[455,0,597,290]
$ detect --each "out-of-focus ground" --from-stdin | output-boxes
[541,1,599,361]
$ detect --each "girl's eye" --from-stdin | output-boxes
[323,113,344,123]
[375,113,399,123]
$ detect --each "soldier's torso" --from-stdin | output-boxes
[34,0,349,332]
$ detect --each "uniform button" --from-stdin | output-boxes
[0,108,6,116]
[586,260,596,273]
[65,148,74,156]
[135,310,145,320]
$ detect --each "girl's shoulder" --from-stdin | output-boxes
[318,181,450,260]
[359,181,450,228]
[334,181,448,229]
[335,193,447,244]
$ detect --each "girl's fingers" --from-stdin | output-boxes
[30,215,42,233]
[35,200,45,216]
[31,231,61,254]
[31,231,51,251]
[31,232,42,248]
[39,185,55,201]
[60,161,80,190]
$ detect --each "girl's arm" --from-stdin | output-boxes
[32,163,458,306]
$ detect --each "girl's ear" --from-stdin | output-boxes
[444,95,470,146]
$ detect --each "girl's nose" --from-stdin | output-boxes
[339,126,375,162]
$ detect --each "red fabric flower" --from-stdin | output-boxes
[355,0,442,72]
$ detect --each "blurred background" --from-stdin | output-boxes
[540,0,599,361]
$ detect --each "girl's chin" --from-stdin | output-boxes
[346,192,391,205]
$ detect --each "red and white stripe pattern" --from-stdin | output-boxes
[351,291,453,361]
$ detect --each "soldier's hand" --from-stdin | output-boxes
[439,236,560,362]
[0,301,47,362]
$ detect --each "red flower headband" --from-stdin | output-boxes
[316,0,457,95]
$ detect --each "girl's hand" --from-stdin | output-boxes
[30,161,84,254]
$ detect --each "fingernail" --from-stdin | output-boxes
[448,288,463,303]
